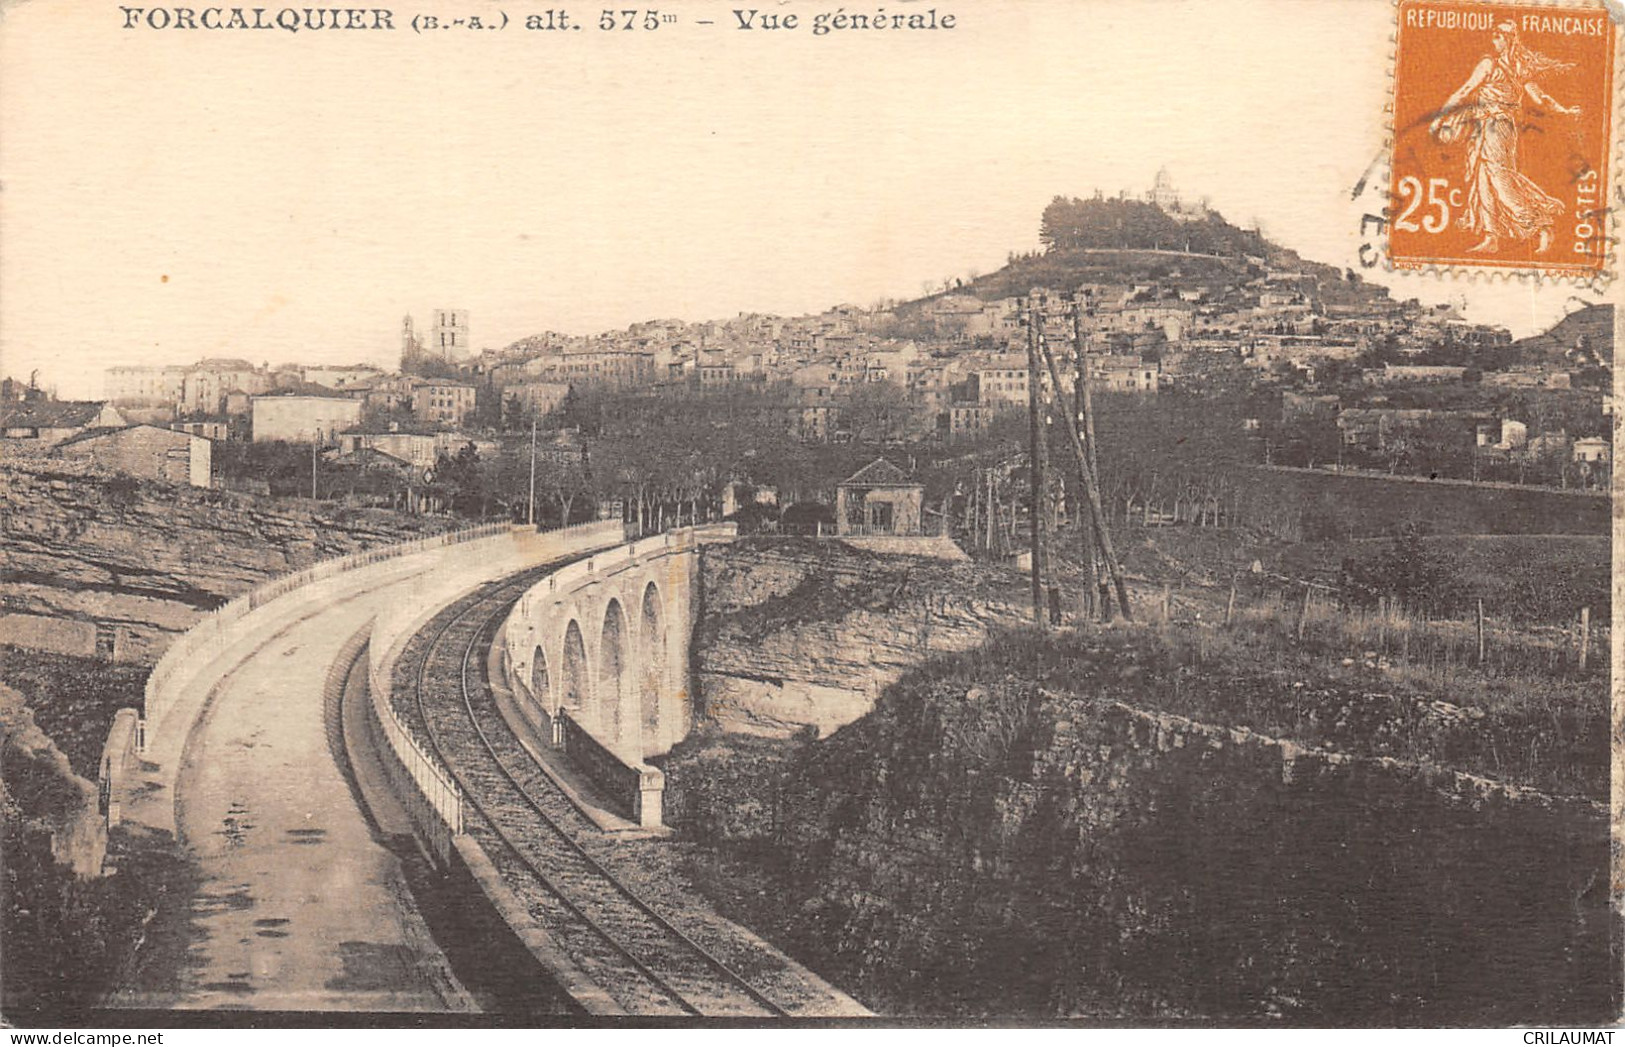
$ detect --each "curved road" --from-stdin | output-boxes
[138,570,476,1012]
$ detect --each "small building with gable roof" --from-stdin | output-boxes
[54,423,211,487]
[836,458,924,536]
[0,401,126,445]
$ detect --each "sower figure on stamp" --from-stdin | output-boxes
[1429,20,1582,255]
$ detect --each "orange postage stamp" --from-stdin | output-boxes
[1390,0,1618,276]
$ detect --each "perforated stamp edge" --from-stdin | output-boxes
[1377,0,1625,291]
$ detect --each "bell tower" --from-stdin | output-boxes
[433,309,469,360]
[400,313,424,369]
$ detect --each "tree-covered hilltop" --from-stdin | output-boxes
[922,195,1393,309]
[1038,195,1269,257]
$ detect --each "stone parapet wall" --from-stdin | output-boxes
[556,710,664,826]
[365,519,629,858]
[1,682,106,879]
[96,708,140,828]
[141,522,511,741]
[111,523,525,838]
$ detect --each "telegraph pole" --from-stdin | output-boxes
[527,417,538,527]
[1036,325,1134,622]
[311,437,318,501]
[1071,299,1101,619]
[985,464,995,553]
[1037,304,1062,625]
[1025,291,1049,626]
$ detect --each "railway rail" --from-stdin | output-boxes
[404,573,791,1017]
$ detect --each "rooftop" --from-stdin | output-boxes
[840,458,918,489]
[342,421,455,436]
[1,400,112,429]
[253,390,360,401]
[55,423,191,448]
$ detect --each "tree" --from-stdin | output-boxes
[1039,195,1077,252]
[555,386,602,436]
[213,439,319,497]
[401,353,463,381]
[535,452,589,526]
[433,442,487,517]
[1408,417,1474,479]
[1341,524,1464,616]
[1382,430,1415,475]
[839,381,913,444]
[469,381,503,430]
[588,438,661,533]
[499,391,529,432]
[1276,411,1341,468]
[479,440,536,521]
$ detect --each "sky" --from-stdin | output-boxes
[1,0,1611,399]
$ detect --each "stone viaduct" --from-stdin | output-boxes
[499,524,737,826]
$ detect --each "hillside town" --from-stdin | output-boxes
[2,172,1616,1028]
[2,174,1613,506]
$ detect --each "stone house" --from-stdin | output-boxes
[946,402,994,439]
[302,365,383,391]
[785,399,834,442]
[181,359,269,415]
[836,458,924,536]
[411,380,478,426]
[103,365,187,408]
[1361,364,1469,385]
[251,394,363,444]
[54,424,211,487]
[337,428,441,470]
[322,446,422,508]
[504,380,573,420]
[1573,436,1610,464]
[1088,355,1161,393]
[171,419,232,441]
[0,401,126,445]
[1339,408,1448,451]
[966,355,1031,406]
[337,426,491,470]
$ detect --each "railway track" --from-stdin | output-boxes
[405,573,791,1017]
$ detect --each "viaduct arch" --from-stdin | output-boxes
[501,526,734,815]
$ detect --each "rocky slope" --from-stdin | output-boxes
[0,683,104,878]
[663,637,1612,1020]
[692,539,1028,737]
[667,612,1612,1021]
[1,460,456,664]
[2,677,194,1018]
[760,669,1610,1021]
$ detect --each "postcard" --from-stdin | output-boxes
[0,0,1617,1029]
